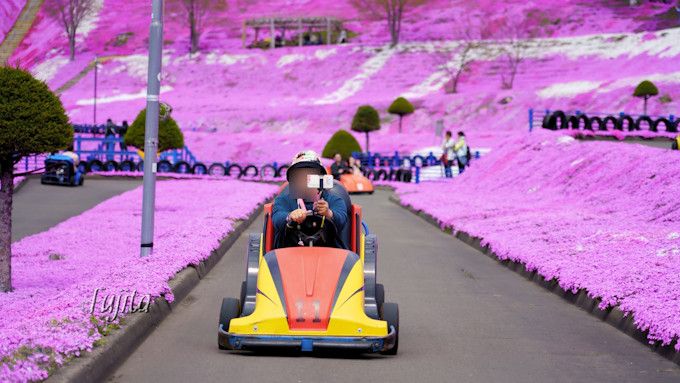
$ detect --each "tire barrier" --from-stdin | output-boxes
[103,160,119,172]
[260,164,277,178]
[87,159,103,172]
[588,116,603,131]
[635,116,654,132]
[276,165,289,179]
[208,163,226,176]
[119,160,135,172]
[227,164,243,178]
[241,165,259,178]
[156,160,174,173]
[136,160,144,172]
[618,115,635,131]
[192,162,208,175]
[542,110,678,134]
[173,161,192,174]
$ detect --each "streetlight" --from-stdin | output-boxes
[93,56,98,127]
[140,0,164,257]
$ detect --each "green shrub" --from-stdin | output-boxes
[387,97,415,133]
[351,105,380,152]
[0,67,72,291]
[124,105,184,152]
[0,67,72,159]
[633,80,659,115]
[322,130,362,160]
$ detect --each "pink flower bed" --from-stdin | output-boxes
[390,131,680,349]
[0,179,278,382]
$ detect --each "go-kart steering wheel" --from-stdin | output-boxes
[284,211,339,248]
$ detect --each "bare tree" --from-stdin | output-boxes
[497,15,535,90]
[436,15,491,94]
[170,0,227,54]
[45,0,96,61]
[352,0,426,47]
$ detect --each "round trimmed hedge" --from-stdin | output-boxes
[322,129,362,160]
[124,105,184,152]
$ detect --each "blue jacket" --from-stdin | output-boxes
[272,188,348,248]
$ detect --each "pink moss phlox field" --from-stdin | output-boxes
[391,132,680,350]
[0,179,278,382]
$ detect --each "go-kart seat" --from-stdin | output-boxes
[278,183,353,249]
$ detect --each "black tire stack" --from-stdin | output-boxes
[542,110,679,133]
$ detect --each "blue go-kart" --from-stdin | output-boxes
[40,154,84,187]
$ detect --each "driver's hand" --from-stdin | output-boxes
[314,199,333,219]
[288,208,307,224]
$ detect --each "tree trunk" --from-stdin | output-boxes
[398,116,403,133]
[643,96,649,116]
[365,132,370,153]
[189,7,199,54]
[68,34,76,61]
[0,156,13,292]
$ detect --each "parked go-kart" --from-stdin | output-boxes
[325,166,374,194]
[218,177,397,354]
[40,154,84,187]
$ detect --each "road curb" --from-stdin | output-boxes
[46,204,264,383]
[387,193,680,366]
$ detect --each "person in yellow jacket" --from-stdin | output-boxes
[673,134,680,151]
[453,131,470,173]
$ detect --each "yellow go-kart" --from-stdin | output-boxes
[218,184,398,354]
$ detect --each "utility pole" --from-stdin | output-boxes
[140,0,164,257]
[93,56,98,127]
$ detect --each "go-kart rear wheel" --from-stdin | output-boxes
[376,283,385,311]
[239,281,246,312]
[219,298,241,350]
[380,302,399,355]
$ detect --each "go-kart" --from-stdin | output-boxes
[40,154,84,187]
[325,166,374,194]
[218,179,397,354]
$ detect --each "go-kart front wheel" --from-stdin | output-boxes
[381,302,399,355]
[218,297,240,350]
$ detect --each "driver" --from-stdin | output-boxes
[273,150,348,248]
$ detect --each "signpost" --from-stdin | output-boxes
[140,0,164,257]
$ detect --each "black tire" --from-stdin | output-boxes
[618,115,635,131]
[79,176,84,186]
[260,164,277,179]
[242,165,259,178]
[654,118,674,133]
[174,161,192,174]
[276,165,289,179]
[376,169,388,181]
[193,162,208,175]
[588,116,603,131]
[546,110,568,130]
[380,302,399,355]
[603,115,620,131]
[635,116,654,132]
[208,163,226,176]
[103,160,119,172]
[227,164,243,178]
[136,160,144,172]
[218,298,241,350]
[376,283,385,311]
[157,160,173,173]
[568,114,588,130]
[240,281,247,312]
[77,163,88,174]
[88,159,103,172]
[119,160,135,172]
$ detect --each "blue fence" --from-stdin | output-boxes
[529,109,678,133]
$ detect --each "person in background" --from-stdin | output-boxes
[454,131,469,174]
[118,120,129,152]
[105,119,116,137]
[330,153,349,180]
[673,134,680,150]
[348,156,362,175]
[338,30,347,44]
[441,130,454,178]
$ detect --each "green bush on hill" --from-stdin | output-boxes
[322,130,362,160]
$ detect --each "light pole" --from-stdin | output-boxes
[93,56,98,127]
[140,0,164,257]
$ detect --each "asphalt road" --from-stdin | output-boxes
[12,177,142,242]
[108,189,680,383]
